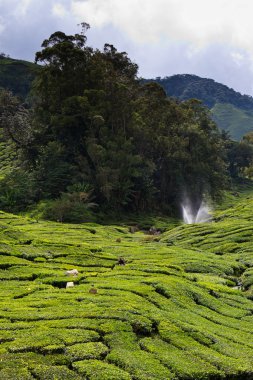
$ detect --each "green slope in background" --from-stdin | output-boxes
[211,102,253,140]
[0,57,39,98]
[152,74,253,140]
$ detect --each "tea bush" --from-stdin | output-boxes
[0,189,253,378]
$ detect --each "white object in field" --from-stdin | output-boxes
[66,282,74,288]
[65,269,79,276]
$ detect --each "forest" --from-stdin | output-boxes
[0,24,253,222]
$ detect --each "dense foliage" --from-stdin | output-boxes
[0,27,229,218]
[153,74,253,110]
[152,74,253,140]
[0,55,39,98]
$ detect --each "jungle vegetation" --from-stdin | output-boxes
[0,25,253,221]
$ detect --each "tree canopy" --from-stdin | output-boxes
[0,27,229,219]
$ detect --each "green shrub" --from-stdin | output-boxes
[73,359,131,380]
[66,342,109,361]
[43,195,96,223]
[107,349,174,380]
[40,183,97,223]
[0,169,35,212]
[0,367,34,380]
[140,337,222,379]
[30,365,82,380]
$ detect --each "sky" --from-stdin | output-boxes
[1,0,253,95]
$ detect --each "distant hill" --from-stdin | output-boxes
[0,55,39,98]
[152,74,253,140]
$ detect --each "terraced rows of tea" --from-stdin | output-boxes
[1,194,253,379]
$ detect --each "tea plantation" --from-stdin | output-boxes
[1,191,253,379]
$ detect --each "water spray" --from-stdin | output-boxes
[182,200,212,224]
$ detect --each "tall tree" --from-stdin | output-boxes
[10,26,228,214]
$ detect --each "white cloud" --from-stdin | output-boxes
[0,0,33,18]
[231,52,245,66]
[70,0,253,54]
[69,0,253,94]
[0,15,5,35]
[18,0,33,16]
[52,2,68,18]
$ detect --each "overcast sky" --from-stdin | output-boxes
[1,0,253,95]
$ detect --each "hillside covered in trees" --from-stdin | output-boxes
[153,74,253,140]
[0,26,234,221]
[0,54,39,98]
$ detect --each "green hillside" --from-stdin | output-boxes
[211,102,253,140]
[0,56,39,98]
[153,74,253,140]
[1,186,253,379]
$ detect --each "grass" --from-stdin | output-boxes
[0,188,253,378]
